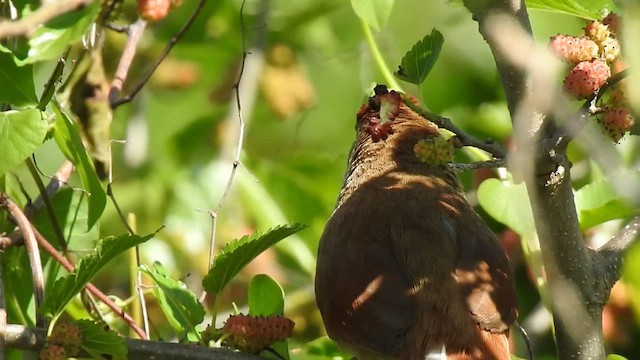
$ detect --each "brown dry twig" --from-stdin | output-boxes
[29,225,148,340]
[0,0,92,39]
[109,0,208,108]
[0,194,45,328]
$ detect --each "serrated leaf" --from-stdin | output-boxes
[41,233,155,318]
[0,46,37,106]
[52,100,105,229]
[477,179,536,236]
[574,179,637,229]
[140,262,205,341]
[76,319,127,360]
[395,28,444,85]
[25,2,99,63]
[350,0,394,31]
[0,109,47,177]
[202,224,307,295]
[526,0,617,19]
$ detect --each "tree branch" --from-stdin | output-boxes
[2,324,263,359]
[0,0,92,39]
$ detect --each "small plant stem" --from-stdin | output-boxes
[360,19,402,91]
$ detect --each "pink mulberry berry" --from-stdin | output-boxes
[563,60,611,99]
[549,35,599,63]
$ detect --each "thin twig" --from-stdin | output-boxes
[108,18,147,107]
[403,98,507,159]
[24,160,74,220]
[110,0,208,108]
[29,226,148,340]
[0,194,45,328]
[3,324,263,359]
[0,0,92,39]
[106,141,135,235]
[25,158,67,250]
[447,159,506,172]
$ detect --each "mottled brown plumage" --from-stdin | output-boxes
[315,86,517,360]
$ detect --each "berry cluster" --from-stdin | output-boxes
[549,13,635,142]
[221,314,295,353]
[357,85,401,142]
[40,323,83,360]
[413,136,454,166]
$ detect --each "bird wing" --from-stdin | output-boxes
[454,211,518,332]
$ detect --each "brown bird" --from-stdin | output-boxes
[315,85,517,360]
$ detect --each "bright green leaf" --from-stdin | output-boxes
[606,355,629,360]
[40,233,155,318]
[350,0,394,31]
[477,179,536,236]
[304,336,351,358]
[0,46,37,106]
[0,108,47,177]
[395,28,444,85]
[202,224,307,295]
[574,179,637,230]
[76,319,127,360]
[140,262,205,340]
[526,0,617,19]
[52,101,106,229]
[26,2,99,63]
[248,274,285,316]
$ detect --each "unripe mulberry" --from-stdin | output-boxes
[413,136,454,166]
[584,21,610,44]
[603,13,619,35]
[600,107,634,142]
[600,37,620,62]
[48,322,82,356]
[549,35,598,63]
[137,0,171,22]
[563,60,611,99]
[40,345,68,360]
[223,314,294,353]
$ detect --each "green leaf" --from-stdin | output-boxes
[76,319,127,360]
[52,100,106,229]
[477,179,535,236]
[140,262,205,341]
[525,0,618,19]
[32,188,100,250]
[40,233,155,318]
[574,179,637,229]
[303,336,351,358]
[248,274,285,316]
[606,355,629,360]
[202,224,307,295]
[25,2,99,63]
[0,109,47,177]
[395,28,444,85]
[350,0,394,31]
[0,46,37,106]
[248,275,289,359]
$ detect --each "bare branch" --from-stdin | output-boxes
[0,0,92,39]
[29,226,148,340]
[0,194,45,328]
[3,324,263,359]
[108,18,148,107]
[24,160,74,220]
[110,0,208,108]
[447,159,506,172]
[597,215,640,286]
